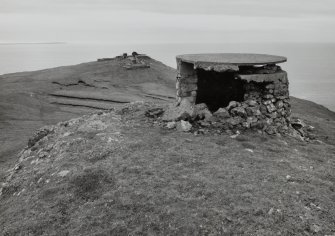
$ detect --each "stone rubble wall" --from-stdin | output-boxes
[218,71,291,134]
[228,71,291,134]
[173,61,291,134]
[176,60,198,105]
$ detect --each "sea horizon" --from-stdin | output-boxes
[0,42,334,112]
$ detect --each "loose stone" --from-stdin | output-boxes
[166,121,177,129]
[226,101,239,111]
[213,108,230,118]
[266,104,277,113]
[276,100,284,109]
[231,107,247,118]
[193,103,212,120]
[264,94,274,99]
[180,120,192,132]
[247,100,258,107]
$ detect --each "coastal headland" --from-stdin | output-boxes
[0,55,334,235]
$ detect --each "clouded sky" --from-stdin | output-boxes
[1,0,335,43]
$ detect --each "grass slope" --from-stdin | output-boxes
[0,56,176,178]
[1,101,334,235]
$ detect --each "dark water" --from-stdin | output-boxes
[0,42,334,111]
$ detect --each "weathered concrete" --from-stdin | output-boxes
[236,71,288,83]
[177,53,287,67]
[194,63,239,72]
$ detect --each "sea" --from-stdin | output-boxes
[0,42,334,111]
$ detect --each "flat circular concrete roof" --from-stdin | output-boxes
[176,53,287,66]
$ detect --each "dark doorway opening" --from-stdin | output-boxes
[196,69,245,112]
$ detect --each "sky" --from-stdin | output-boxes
[1,0,335,44]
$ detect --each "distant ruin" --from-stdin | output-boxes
[97,52,150,70]
[164,53,291,134]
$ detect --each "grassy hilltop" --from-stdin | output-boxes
[0,55,175,177]
[0,55,335,235]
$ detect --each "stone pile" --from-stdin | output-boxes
[144,103,313,140]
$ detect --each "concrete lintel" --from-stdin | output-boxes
[236,71,287,83]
